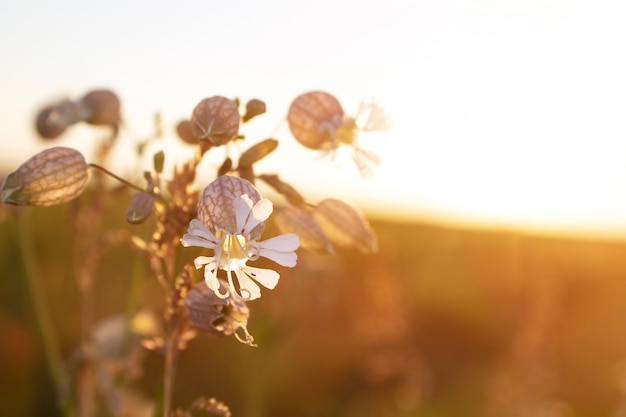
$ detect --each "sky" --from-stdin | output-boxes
[2,0,626,239]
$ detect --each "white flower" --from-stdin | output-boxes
[181,181,299,301]
[287,91,391,178]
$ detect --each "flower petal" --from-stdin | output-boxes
[188,219,219,242]
[234,195,273,235]
[242,266,280,290]
[193,256,214,269]
[246,198,273,232]
[260,234,300,251]
[259,249,298,267]
[233,269,262,301]
[181,234,218,249]
[203,260,228,298]
[233,194,254,234]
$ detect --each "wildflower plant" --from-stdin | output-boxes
[0,89,384,416]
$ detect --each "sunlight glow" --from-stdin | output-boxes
[2,0,626,240]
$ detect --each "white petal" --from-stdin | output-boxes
[204,263,228,298]
[243,266,280,289]
[181,234,218,249]
[260,234,300,251]
[355,100,391,132]
[233,195,254,234]
[259,249,297,267]
[193,256,215,269]
[234,196,273,235]
[233,269,262,301]
[188,219,219,243]
[245,198,273,232]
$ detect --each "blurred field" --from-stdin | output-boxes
[2,201,626,417]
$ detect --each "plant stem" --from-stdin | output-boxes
[17,211,71,416]
[87,163,147,194]
[162,323,180,417]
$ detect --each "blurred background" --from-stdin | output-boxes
[3,0,626,416]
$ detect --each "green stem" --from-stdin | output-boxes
[17,211,71,416]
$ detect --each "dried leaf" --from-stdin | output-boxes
[242,98,266,123]
[153,150,165,173]
[126,192,155,224]
[273,205,334,255]
[237,165,255,185]
[238,139,278,168]
[258,174,305,207]
[217,157,232,177]
[312,198,378,254]
[1,147,90,206]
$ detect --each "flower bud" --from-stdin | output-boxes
[185,280,255,346]
[77,89,121,127]
[312,198,378,254]
[1,147,90,206]
[242,98,266,122]
[126,192,155,224]
[190,96,240,146]
[287,91,344,150]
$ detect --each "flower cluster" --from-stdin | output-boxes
[181,176,300,301]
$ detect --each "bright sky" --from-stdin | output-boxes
[2,0,626,239]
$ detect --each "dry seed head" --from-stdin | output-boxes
[287,91,345,150]
[1,147,90,206]
[185,280,254,345]
[190,96,240,146]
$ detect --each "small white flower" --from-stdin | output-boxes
[287,91,391,178]
[181,177,299,301]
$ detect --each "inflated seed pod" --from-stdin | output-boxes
[175,119,197,144]
[190,96,240,146]
[1,147,90,206]
[287,91,345,150]
[78,89,121,127]
[35,104,69,139]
